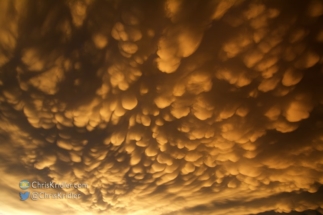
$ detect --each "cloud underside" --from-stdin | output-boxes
[0,0,323,215]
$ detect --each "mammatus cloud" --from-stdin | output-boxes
[0,0,323,215]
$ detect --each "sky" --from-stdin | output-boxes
[0,0,323,214]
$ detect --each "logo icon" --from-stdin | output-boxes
[19,192,30,201]
[19,180,30,190]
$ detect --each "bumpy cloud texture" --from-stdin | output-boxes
[0,0,323,215]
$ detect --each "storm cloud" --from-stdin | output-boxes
[0,0,323,215]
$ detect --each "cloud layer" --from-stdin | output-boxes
[0,0,323,215]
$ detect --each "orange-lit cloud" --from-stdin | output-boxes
[0,0,323,215]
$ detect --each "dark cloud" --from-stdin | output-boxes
[0,0,323,215]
